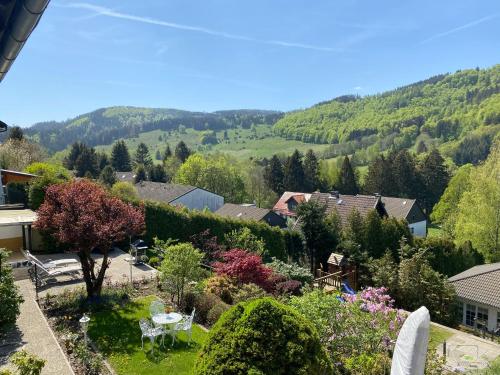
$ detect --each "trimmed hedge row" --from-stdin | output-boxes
[144,201,301,261]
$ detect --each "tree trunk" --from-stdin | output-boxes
[78,248,110,299]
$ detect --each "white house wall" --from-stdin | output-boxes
[409,220,426,237]
[171,189,224,212]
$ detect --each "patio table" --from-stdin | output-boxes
[152,312,183,346]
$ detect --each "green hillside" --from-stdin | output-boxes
[23,106,283,152]
[274,65,500,156]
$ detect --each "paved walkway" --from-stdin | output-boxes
[0,279,74,375]
[432,322,500,371]
[2,249,157,374]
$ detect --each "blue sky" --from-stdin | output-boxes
[2,0,499,126]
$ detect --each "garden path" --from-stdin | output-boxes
[0,279,74,375]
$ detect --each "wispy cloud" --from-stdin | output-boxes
[421,14,498,44]
[61,2,339,52]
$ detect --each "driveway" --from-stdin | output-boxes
[432,323,500,371]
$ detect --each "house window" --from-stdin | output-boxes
[410,227,414,234]
[465,304,476,327]
[476,307,488,330]
[457,301,464,322]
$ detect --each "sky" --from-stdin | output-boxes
[1,0,499,126]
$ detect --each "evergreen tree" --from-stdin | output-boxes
[64,142,84,170]
[134,165,147,183]
[303,149,319,192]
[363,210,384,258]
[283,150,304,192]
[363,155,398,196]
[134,142,153,167]
[264,155,284,195]
[75,146,99,178]
[416,140,428,154]
[99,165,117,187]
[344,209,365,248]
[163,144,172,161]
[111,140,132,172]
[96,152,110,172]
[337,156,358,194]
[418,149,449,214]
[149,164,168,182]
[392,150,421,198]
[155,150,162,160]
[175,141,191,163]
[7,126,23,141]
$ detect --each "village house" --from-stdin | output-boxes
[215,203,286,228]
[272,191,312,219]
[381,196,427,237]
[0,169,37,204]
[449,263,500,332]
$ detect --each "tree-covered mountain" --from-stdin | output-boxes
[23,107,283,152]
[274,65,500,155]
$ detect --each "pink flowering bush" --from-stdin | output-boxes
[289,287,407,373]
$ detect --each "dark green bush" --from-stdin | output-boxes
[0,249,24,327]
[206,300,230,326]
[6,182,28,205]
[194,298,333,375]
[144,201,301,261]
[194,293,223,325]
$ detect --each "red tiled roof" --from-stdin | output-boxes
[273,191,312,217]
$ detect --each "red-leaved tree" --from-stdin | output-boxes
[212,249,273,290]
[34,180,145,298]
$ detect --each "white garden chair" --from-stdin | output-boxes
[139,318,164,352]
[149,300,165,318]
[174,308,196,345]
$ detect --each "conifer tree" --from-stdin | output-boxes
[96,152,110,172]
[303,149,319,192]
[283,150,304,192]
[175,141,191,163]
[337,156,358,194]
[64,142,84,170]
[111,140,132,172]
[363,155,398,196]
[149,164,168,182]
[419,149,449,213]
[392,150,421,198]
[134,142,153,167]
[99,165,117,187]
[155,150,162,160]
[75,146,99,178]
[134,165,147,183]
[163,144,172,161]
[264,155,284,195]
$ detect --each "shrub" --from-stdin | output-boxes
[232,283,268,304]
[6,182,28,205]
[10,350,46,375]
[224,227,266,255]
[267,258,313,285]
[194,298,333,375]
[0,249,24,326]
[274,280,302,296]
[206,301,230,326]
[213,249,273,290]
[204,275,237,304]
[194,293,223,325]
[74,343,103,375]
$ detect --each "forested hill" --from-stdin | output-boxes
[274,65,500,147]
[24,107,283,152]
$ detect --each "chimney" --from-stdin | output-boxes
[330,190,339,199]
[374,193,381,198]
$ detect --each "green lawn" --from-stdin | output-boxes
[88,295,208,375]
[427,223,445,238]
[428,324,453,350]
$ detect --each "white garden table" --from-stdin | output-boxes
[152,312,183,346]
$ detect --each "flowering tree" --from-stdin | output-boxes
[34,180,145,298]
[213,249,272,290]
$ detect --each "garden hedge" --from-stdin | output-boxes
[144,201,301,261]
